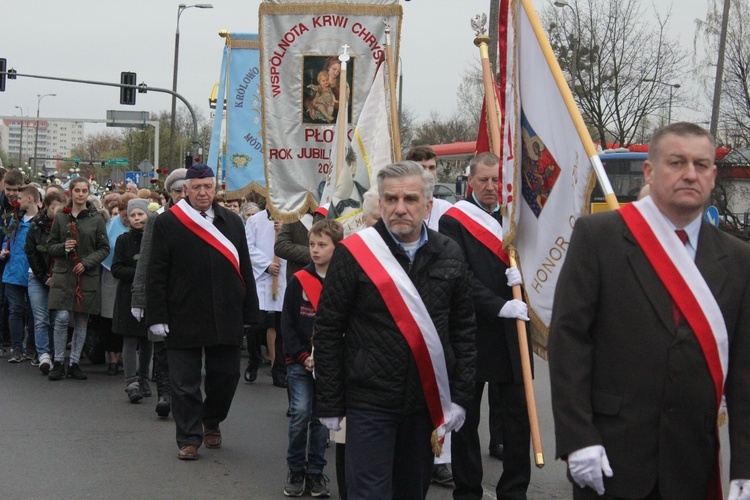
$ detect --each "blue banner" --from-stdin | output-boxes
[209,33,264,199]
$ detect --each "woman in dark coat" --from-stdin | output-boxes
[47,178,109,381]
[112,198,154,403]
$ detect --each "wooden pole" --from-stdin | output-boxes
[335,46,351,185]
[475,20,544,468]
[384,24,402,161]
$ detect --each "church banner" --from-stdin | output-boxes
[208,33,265,200]
[259,1,402,221]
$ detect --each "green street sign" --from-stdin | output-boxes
[106,157,129,166]
[61,157,82,162]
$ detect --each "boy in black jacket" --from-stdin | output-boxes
[281,219,343,498]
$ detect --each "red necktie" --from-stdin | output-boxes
[675,229,689,246]
[672,229,689,326]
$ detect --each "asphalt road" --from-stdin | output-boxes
[0,351,731,499]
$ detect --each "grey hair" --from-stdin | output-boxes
[376,161,434,201]
[469,152,500,176]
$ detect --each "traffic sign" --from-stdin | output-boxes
[704,205,719,227]
[107,157,129,166]
[61,157,82,162]
[125,171,154,187]
[137,159,154,172]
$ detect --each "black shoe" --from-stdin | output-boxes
[284,470,306,497]
[106,363,118,376]
[126,382,143,403]
[489,444,504,460]
[139,378,152,397]
[431,464,453,485]
[48,361,65,381]
[155,395,171,418]
[66,363,87,380]
[244,366,258,383]
[306,473,330,497]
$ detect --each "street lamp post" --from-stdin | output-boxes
[554,1,580,91]
[167,3,213,170]
[14,106,23,168]
[33,93,56,174]
[644,79,681,123]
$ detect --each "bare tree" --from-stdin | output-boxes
[412,111,476,147]
[70,131,123,161]
[544,0,687,145]
[695,0,750,147]
[456,63,483,132]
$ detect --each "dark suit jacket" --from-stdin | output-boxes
[439,197,531,384]
[146,201,259,349]
[549,210,750,498]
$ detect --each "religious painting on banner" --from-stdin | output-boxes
[207,33,265,200]
[259,0,402,221]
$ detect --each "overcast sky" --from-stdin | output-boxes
[1,0,709,139]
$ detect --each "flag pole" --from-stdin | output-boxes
[335,45,351,185]
[384,22,402,162]
[519,0,619,211]
[475,18,545,468]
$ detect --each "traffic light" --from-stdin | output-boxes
[184,152,193,168]
[120,72,137,105]
[0,58,6,92]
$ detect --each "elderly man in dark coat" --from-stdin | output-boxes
[146,164,259,461]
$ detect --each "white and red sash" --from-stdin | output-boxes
[171,199,243,282]
[620,197,728,406]
[294,269,322,311]
[443,200,510,266]
[341,227,452,433]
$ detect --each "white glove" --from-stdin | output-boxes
[505,267,522,287]
[499,299,529,320]
[568,445,613,495]
[320,416,342,431]
[149,323,170,338]
[131,307,144,321]
[729,479,750,500]
[445,403,466,433]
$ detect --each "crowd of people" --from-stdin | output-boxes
[1,121,748,500]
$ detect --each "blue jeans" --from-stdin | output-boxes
[53,310,88,364]
[28,276,54,356]
[5,283,29,352]
[286,363,327,474]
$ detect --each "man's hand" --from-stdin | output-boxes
[0,249,9,260]
[266,261,281,276]
[568,445,613,495]
[445,403,466,433]
[131,307,144,321]
[319,416,342,431]
[729,479,750,500]
[505,267,522,287]
[149,324,170,338]
[498,299,529,320]
[72,262,85,275]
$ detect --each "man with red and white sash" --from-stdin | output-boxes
[549,123,750,500]
[146,164,259,461]
[439,152,533,500]
[314,161,476,499]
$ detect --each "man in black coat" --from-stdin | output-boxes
[314,161,476,499]
[146,164,259,461]
[549,123,750,499]
[439,152,532,500]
